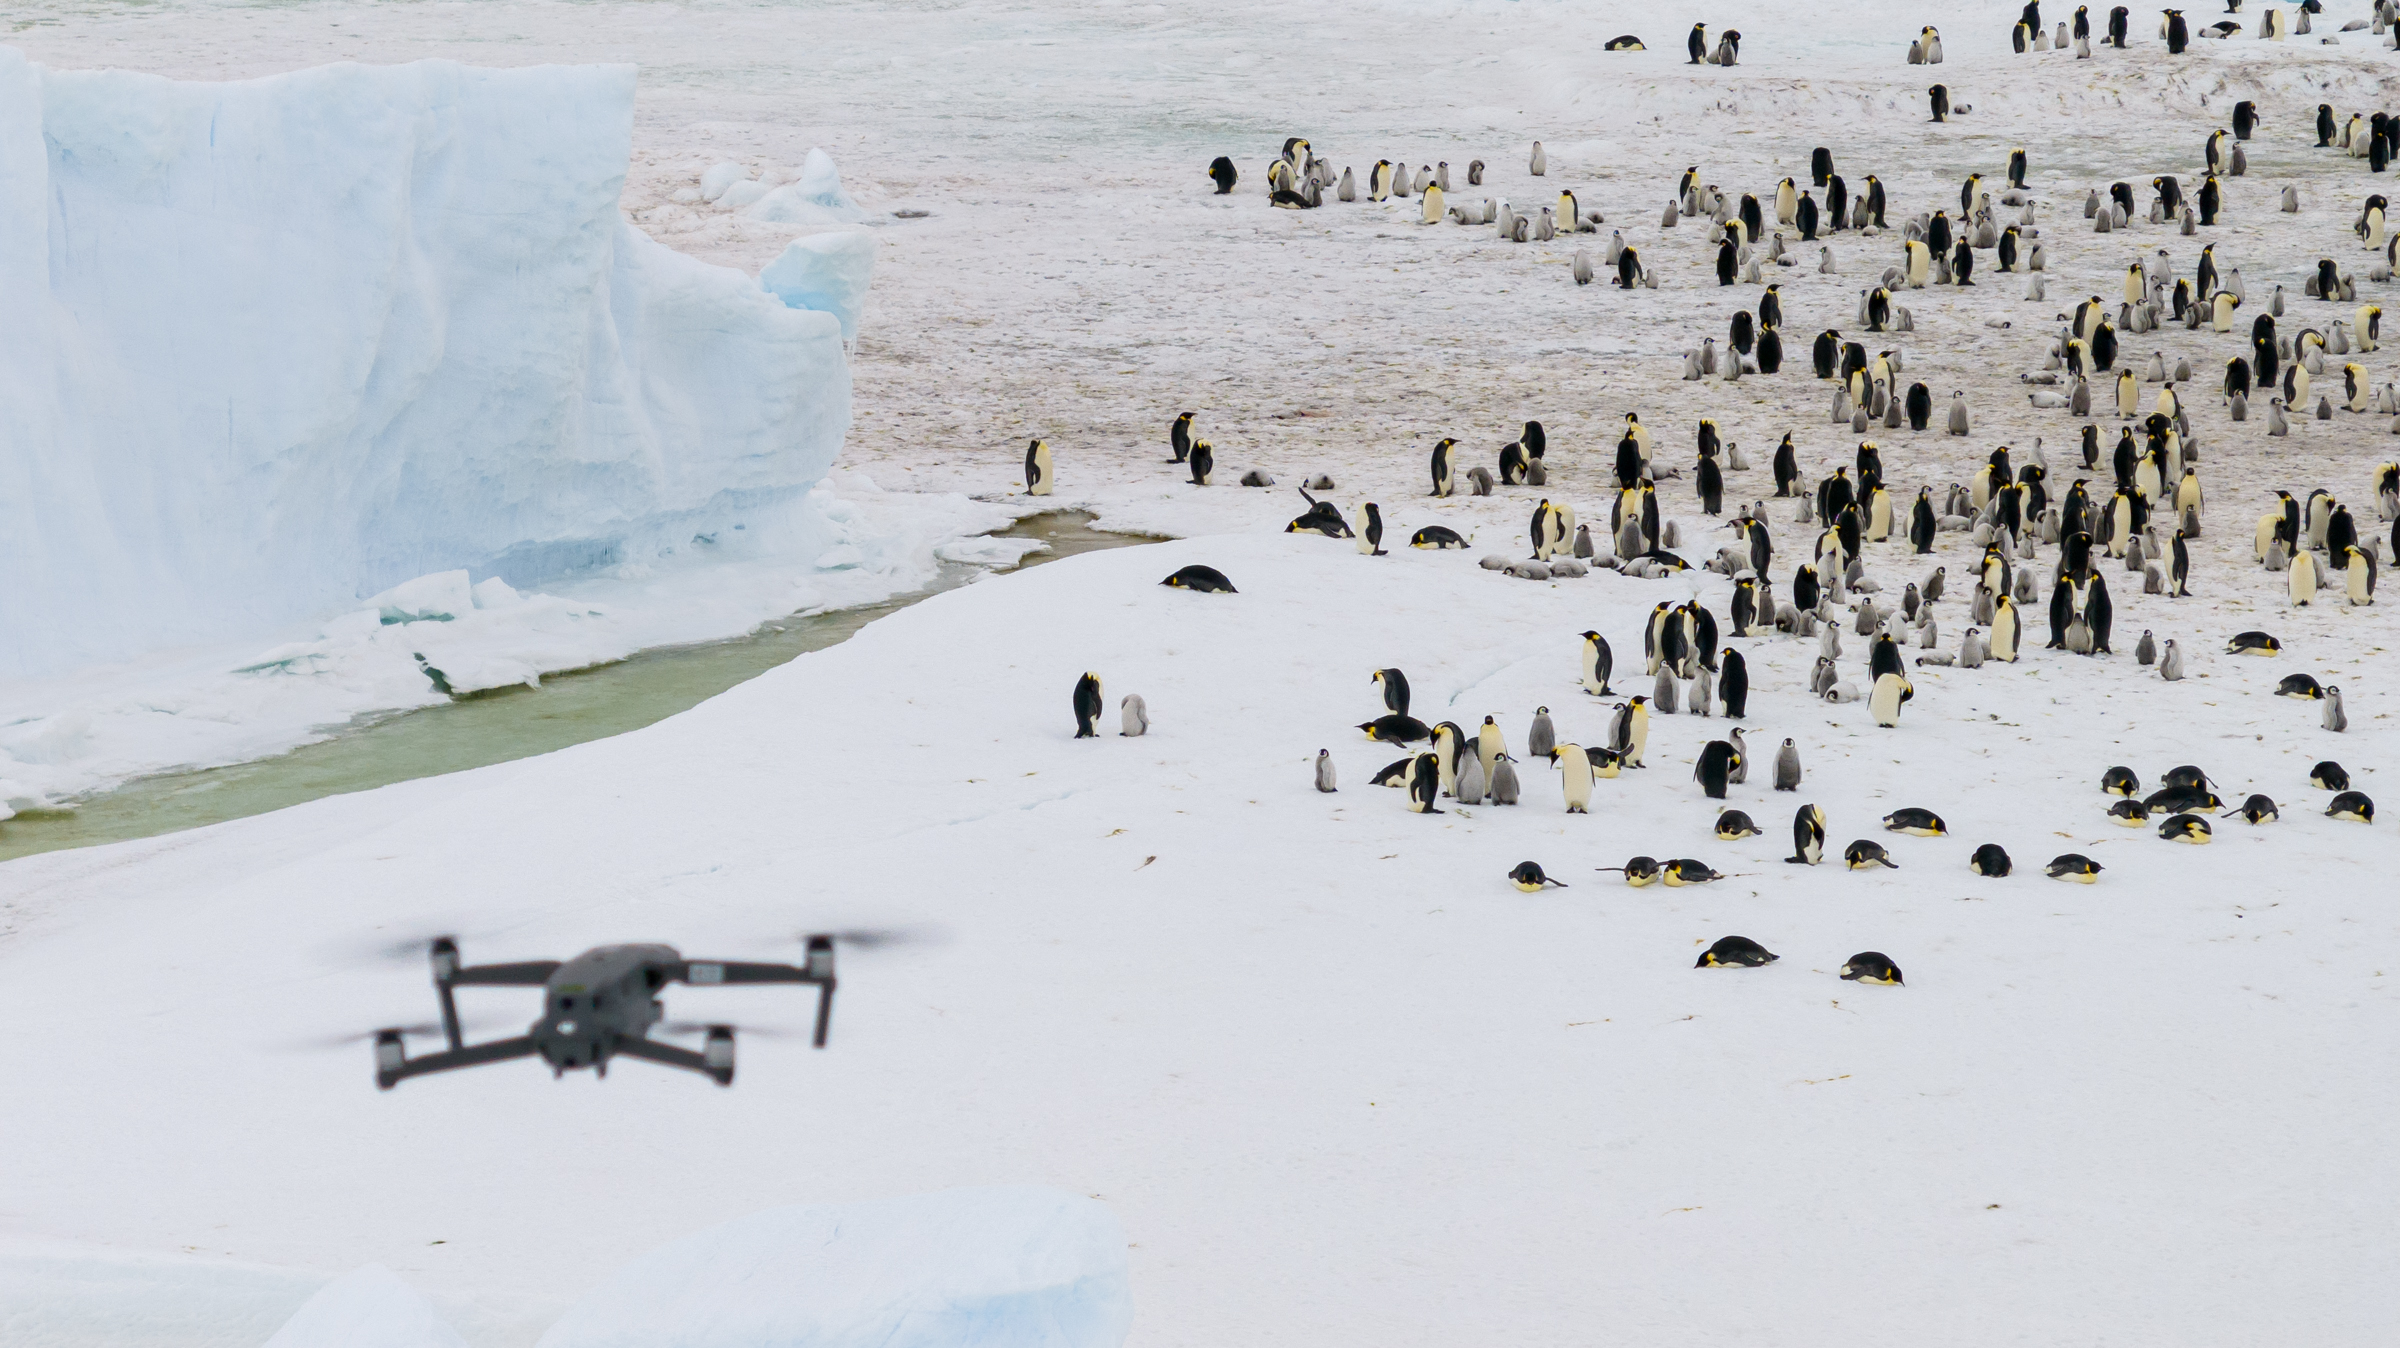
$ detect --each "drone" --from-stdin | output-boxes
[371,936,835,1089]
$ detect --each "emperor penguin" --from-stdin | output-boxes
[1905,239,1932,287]
[1025,438,1054,495]
[1355,502,1386,555]
[1527,707,1556,760]
[2358,304,2383,351]
[1553,744,1595,813]
[2344,544,2376,604]
[1072,673,1104,738]
[1374,667,1411,718]
[1169,412,1195,462]
[1478,716,1507,784]
[1421,181,1446,225]
[1120,694,1149,737]
[1189,439,1215,485]
[1429,438,1458,496]
[1688,22,1709,63]
[1788,802,1827,864]
[1868,671,1912,727]
[1694,740,1740,799]
[1580,630,1616,696]
[1617,695,1652,767]
[1369,160,1395,202]
[2291,547,2319,605]
[1841,952,1904,985]
[1406,753,1444,813]
[2117,368,2141,418]
[1509,861,1567,891]
[1990,596,2023,661]
[1929,84,1952,123]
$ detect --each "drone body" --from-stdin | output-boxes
[372,936,835,1089]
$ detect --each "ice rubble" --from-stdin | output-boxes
[0,49,858,683]
[536,1188,1132,1348]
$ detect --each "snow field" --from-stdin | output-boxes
[1,530,2394,1343]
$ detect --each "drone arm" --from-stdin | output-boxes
[615,1034,734,1086]
[446,961,562,986]
[375,1034,540,1090]
[677,958,837,1048]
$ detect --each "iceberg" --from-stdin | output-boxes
[0,48,854,682]
[535,1187,1133,1348]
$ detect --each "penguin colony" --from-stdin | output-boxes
[1038,12,2400,992]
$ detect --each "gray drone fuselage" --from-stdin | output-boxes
[372,936,834,1089]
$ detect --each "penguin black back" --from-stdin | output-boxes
[1208,156,1237,194]
[1161,564,1236,593]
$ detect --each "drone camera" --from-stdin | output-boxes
[703,1025,736,1084]
[373,1030,407,1089]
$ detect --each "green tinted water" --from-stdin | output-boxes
[0,514,1152,863]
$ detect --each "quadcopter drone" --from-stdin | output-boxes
[371,936,835,1089]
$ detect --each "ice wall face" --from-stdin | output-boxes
[0,49,850,680]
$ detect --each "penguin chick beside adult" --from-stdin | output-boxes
[1072,672,1104,739]
[1120,694,1149,737]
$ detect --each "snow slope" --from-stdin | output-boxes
[0,531,2393,1345]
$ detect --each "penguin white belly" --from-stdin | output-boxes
[1557,746,1594,813]
[1868,673,1907,727]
